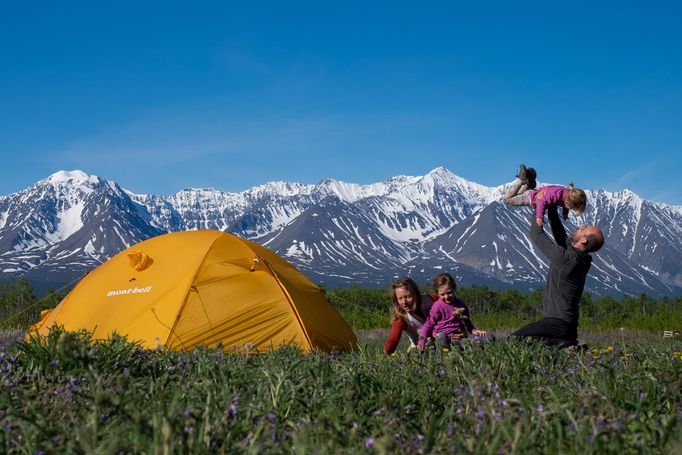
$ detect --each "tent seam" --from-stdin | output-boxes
[259,257,314,351]
[163,231,223,348]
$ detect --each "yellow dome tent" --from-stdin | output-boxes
[29,230,358,353]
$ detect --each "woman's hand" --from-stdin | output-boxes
[471,329,487,337]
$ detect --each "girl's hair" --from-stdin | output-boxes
[565,185,587,214]
[432,273,457,293]
[390,278,423,322]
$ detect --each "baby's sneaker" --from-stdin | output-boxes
[526,167,537,189]
[517,164,528,182]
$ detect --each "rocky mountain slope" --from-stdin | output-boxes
[2,168,681,297]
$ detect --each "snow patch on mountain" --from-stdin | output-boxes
[49,202,85,243]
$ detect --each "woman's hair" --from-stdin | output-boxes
[565,186,587,214]
[432,273,457,293]
[390,278,423,322]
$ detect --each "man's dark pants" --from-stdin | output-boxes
[511,317,578,349]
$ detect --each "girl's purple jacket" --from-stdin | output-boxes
[530,185,569,220]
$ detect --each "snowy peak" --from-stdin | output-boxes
[41,170,104,192]
[308,167,498,207]
[423,166,471,188]
[247,181,313,199]
[312,178,392,202]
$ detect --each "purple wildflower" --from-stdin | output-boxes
[537,404,545,412]
[229,395,240,415]
[364,437,375,449]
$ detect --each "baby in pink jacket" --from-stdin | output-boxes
[503,164,587,226]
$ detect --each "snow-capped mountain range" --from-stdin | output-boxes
[1,168,681,297]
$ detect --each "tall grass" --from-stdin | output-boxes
[0,328,680,453]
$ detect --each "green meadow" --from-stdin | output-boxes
[0,280,681,453]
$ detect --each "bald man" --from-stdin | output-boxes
[512,206,604,348]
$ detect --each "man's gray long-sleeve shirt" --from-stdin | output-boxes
[530,208,592,325]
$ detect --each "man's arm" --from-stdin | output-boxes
[547,206,567,247]
[529,211,567,263]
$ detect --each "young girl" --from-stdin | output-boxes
[383,278,434,354]
[504,164,587,226]
[417,273,492,349]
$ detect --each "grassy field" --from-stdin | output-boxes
[0,328,680,454]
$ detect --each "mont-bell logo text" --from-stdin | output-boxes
[106,286,152,297]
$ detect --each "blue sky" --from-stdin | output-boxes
[2,2,681,204]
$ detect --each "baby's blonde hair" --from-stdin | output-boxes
[566,186,587,214]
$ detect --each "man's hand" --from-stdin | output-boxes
[471,329,487,337]
[536,217,543,226]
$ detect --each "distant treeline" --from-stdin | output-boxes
[1,279,681,332]
[0,279,66,330]
[326,284,682,332]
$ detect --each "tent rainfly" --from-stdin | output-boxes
[29,230,358,353]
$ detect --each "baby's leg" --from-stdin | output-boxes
[505,191,531,206]
[503,179,529,205]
